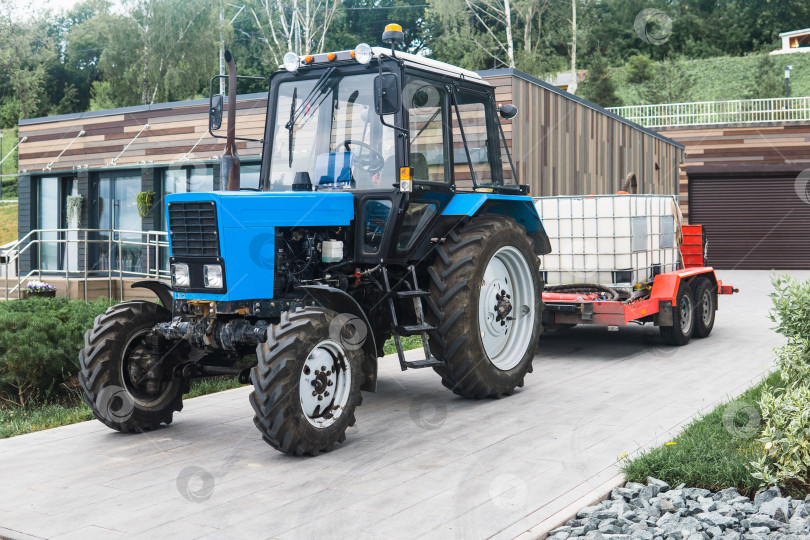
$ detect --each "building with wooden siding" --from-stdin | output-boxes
[14,68,683,280]
[653,121,810,269]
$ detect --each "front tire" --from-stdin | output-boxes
[78,301,186,432]
[249,307,364,456]
[660,283,695,346]
[426,216,543,398]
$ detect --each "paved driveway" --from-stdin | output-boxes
[0,270,804,540]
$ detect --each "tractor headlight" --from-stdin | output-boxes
[171,263,190,287]
[204,264,223,288]
[354,43,373,65]
[283,52,299,73]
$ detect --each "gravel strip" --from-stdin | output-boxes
[548,478,810,540]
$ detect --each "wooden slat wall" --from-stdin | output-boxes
[652,123,810,222]
[18,98,267,172]
[480,71,683,201]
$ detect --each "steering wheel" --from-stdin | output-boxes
[341,140,385,174]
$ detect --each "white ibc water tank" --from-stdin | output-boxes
[534,194,681,287]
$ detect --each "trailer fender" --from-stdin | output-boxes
[130,280,174,310]
[297,284,379,393]
[650,268,719,306]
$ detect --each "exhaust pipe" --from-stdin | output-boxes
[222,50,241,191]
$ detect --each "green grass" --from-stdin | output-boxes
[383,335,425,355]
[622,371,784,497]
[0,203,16,244]
[611,53,810,106]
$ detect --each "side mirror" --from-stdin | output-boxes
[374,73,401,115]
[498,103,518,120]
[209,94,223,131]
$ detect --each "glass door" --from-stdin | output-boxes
[97,172,143,273]
[37,176,60,271]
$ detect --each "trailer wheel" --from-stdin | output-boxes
[659,283,696,346]
[78,301,186,432]
[692,277,716,338]
[249,307,363,456]
[426,215,543,398]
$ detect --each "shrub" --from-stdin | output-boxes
[626,54,654,84]
[750,274,810,492]
[0,297,116,406]
[751,384,810,491]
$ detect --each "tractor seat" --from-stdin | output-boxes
[314,151,353,188]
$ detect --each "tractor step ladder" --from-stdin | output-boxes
[382,266,444,371]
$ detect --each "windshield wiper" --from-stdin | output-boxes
[284,66,338,168]
[287,87,296,167]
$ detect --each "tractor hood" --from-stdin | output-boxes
[165,190,355,228]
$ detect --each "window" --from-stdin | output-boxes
[242,163,261,190]
[36,176,78,272]
[96,172,142,272]
[404,76,449,183]
[268,72,396,191]
[451,89,513,189]
[396,202,438,251]
[37,177,60,271]
[362,199,392,254]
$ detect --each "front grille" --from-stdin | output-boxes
[168,202,220,257]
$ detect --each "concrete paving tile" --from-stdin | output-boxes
[50,526,129,540]
[0,270,801,539]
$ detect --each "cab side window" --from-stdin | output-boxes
[451,89,506,190]
[404,76,449,183]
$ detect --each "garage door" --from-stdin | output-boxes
[689,175,810,269]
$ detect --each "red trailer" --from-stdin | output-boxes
[541,267,737,345]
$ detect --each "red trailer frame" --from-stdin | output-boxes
[541,267,737,329]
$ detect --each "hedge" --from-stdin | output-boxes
[0,297,116,406]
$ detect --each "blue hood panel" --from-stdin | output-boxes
[166,190,354,228]
[165,190,355,302]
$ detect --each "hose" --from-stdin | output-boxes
[545,283,621,301]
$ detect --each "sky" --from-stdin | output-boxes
[7,0,122,20]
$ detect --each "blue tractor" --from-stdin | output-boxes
[78,25,551,456]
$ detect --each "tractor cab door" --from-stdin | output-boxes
[385,72,455,264]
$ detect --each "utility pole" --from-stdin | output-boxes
[219,1,225,96]
[568,0,577,95]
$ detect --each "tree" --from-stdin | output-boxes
[248,0,342,66]
[0,2,55,119]
[579,56,619,107]
[639,58,693,105]
[95,0,222,106]
[747,54,782,100]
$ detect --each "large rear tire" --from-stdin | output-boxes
[250,307,364,456]
[426,216,543,398]
[660,283,695,346]
[78,301,186,432]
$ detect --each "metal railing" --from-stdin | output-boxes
[608,96,810,128]
[3,228,169,301]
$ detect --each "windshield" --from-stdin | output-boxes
[267,72,397,191]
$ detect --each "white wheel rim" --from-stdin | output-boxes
[679,294,694,335]
[478,246,536,371]
[299,340,351,428]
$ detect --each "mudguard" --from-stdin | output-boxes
[131,280,174,310]
[298,285,379,393]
